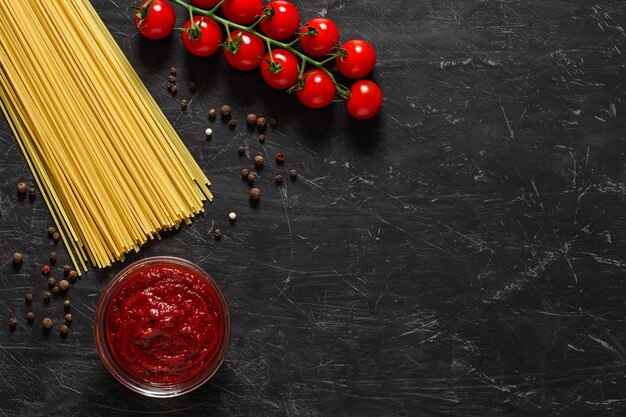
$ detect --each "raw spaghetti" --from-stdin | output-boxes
[0,0,213,273]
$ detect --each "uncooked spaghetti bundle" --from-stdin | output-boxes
[0,0,213,273]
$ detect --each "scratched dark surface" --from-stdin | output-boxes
[1,0,626,415]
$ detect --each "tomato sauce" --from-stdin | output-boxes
[104,263,227,384]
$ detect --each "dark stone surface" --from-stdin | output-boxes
[1,0,626,415]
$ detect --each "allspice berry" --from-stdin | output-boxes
[42,317,53,329]
[170,84,178,95]
[65,313,73,323]
[275,152,285,164]
[60,324,69,335]
[220,104,231,118]
[256,117,266,131]
[254,155,265,166]
[47,226,56,236]
[47,277,56,287]
[246,173,256,184]
[241,168,250,177]
[16,182,28,193]
[249,187,261,200]
[208,108,217,119]
[52,285,60,295]
[68,270,78,281]
[258,133,266,143]
[26,312,35,322]
[63,299,71,309]
[11,252,23,264]
[246,113,257,125]
[59,279,70,291]
[42,291,52,302]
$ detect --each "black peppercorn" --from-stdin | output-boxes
[63,265,72,275]
[275,174,283,184]
[28,188,36,198]
[241,168,250,177]
[180,99,189,110]
[170,84,178,95]
[258,133,266,143]
[47,226,56,236]
[49,251,57,261]
[63,299,71,309]
[167,75,176,84]
[169,66,177,76]
[238,146,246,156]
[25,292,33,303]
[269,116,278,127]
[246,173,256,185]
[60,324,69,335]
[52,285,60,295]
[228,119,237,129]
[249,187,261,200]
[8,317,17,328]
[52,232,60,241]
[188,81,198,93]
[214,229,222,240]
[65,313,73,323]
[42,291,51,302]
[12,252,23,264]
[68,270,78,282]
[42,317,53,329]
[47,277,56,287]
[246,113,257,125]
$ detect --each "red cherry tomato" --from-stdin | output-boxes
[299,18,339,57]
[190,0,222,8]
[345,80,382,119]
[134,0,176,40]
[182,16,222,57]
[259,1,300,41]
[296,69,336,108]
[260,49,299,89]
[221,0,264,25]
[336,40,376,79]
[223,30,265,70]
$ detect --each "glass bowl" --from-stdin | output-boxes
[94,256,230,397]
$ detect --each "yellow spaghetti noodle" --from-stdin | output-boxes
[0,0,213,274]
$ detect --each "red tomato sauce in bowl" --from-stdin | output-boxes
[95,257,230,397]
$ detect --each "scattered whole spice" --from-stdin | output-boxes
[180,99,189,110]
[49,251,57,261]
[47,226,56,236]
[205,128,213,139]
[68,270,78,282]
[26,312,35,322]
[256,117,266,131]
[52,232,60,241]
[16,182,28,194]
[214,229,222,240]
[249,187,261,200]
[258,133,265,143]
[170,84,178,95]
[41,265,51,275]
[25,292,33,303]
[275,152,285,164]
[47,277,56,287]
[220,104,231,118]
[63,265,72,275]
[188,81,198,93]
[52,285,60,295]
[167,75,176,83]
[246,113,257,125]
[42,317,53,329]
[229,119,237,129]
[60,324,69,335]
[269,117,278,127]
[59,279,70,291]
[290,169,298,179]
[63,299,71,309]
[28,187,36,197]
[229,212,237,222]
[246,173,256,185]
[208,108,217,119]
[12,252,23,264]
[238,146,246,156]
[8,317,17,328]
[169,66,177,76]
[275,174,283,184]
[65,313,73,323]
[167,81,174,91]
[254,155,265,166]
[42,291,52,302]
[241,168,250,177]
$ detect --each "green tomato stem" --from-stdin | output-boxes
[165,0,350,100]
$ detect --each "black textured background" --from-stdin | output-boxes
[1,1,626,416]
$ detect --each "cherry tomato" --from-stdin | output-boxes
[299,18,339,57]
[296,69,336,108]
[345,80,382,119]
[223,30,265,70]
[134,0,176,40]
[221,0,264,25]
[259,1,300,41]
[190,0,222,8]
[182,16,222,57]
[260,49,299,89]
[336,40,376,79]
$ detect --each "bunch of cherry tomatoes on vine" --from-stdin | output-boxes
[133,0,382,119]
